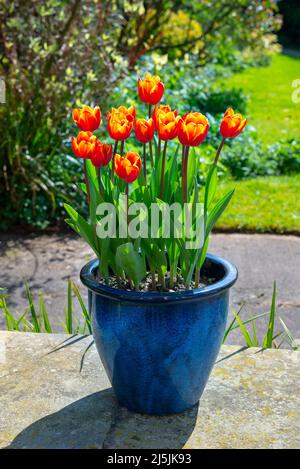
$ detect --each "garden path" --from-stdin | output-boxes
[0,233,299,344]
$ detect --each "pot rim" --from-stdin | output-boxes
[80,253,238,303]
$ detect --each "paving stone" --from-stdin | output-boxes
[0,332,299,449]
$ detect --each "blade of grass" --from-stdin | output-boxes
[39,290,52,333]
[72,282,92,334]
[229,312,270,332]
[222,304,244,344]
[65,279,73,334]
[263,281,276,349]
[0,298,18,331]
[251,320,258,347]
[16,307,31,329]
[279,318,299,350]
[24,280,41,332]
[232,309,253,347]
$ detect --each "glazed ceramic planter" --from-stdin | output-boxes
[80,253,237,415]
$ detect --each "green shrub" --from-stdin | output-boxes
[220,138,300,180]
[190,87,247,116]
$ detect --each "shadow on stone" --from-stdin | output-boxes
[6,389,198,449]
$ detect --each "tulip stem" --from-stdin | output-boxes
[159,140,167,199]
[143,143,147,183]
[149,104,154,167]
[83,160,90,205]
[120,140,125,155]
[194,268,200,289]
[158,138,161,160]
[111,141,118,180]
[97,167,103,197]
[149,140,154,167]
[183,145,190,203]
[214,137,225,165]
[126,183,129,227]
[181,145,186,202]
[151,270,156,291]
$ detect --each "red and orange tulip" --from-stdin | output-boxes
[72,106,101,132]
[138,75,164,106]
[134,118,155,144]
[152,104,177,128]
[91,141,112,168]
[178,112,210,146]
[156,110,181,141]
[220,108,247,139]
[107,106,136,141]
[71,131,97,159]
[114,152,141,183]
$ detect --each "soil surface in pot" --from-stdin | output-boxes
[95,271,217,292]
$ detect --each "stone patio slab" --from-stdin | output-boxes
[0,331,299,449]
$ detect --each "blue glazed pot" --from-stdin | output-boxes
[80,253,237,415]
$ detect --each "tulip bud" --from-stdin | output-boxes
[178,112,209,146]
[107,106,136,141]
[114,152,141,183]
[72,106,101,132]
[220,108,247,139]
[156,111,181,141]
[91,141,112,168]
[138,75,164,105]
[134,118,155,144]
[71,131,97,159]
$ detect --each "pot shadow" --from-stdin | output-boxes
[5,388,198,449]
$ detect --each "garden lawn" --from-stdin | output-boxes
[219,54,300,143]
[215,175,300,233]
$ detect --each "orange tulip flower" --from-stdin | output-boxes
[91,141,112,168]
[152,104,178,128]
[71,131,97,159]
[107,106,136,141]
[72,106,101,132]
[220,108,247,139]
[134,118,155,144]
[156,110,181,141]
[114,152,141,183]
[178,112,210,146]
[138,75,164,105]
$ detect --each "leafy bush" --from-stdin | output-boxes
[192,87,247,116]
[220,138,300,180]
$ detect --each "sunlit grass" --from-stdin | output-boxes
[216,174,300,233]
[219,54,300,143]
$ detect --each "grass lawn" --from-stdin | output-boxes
[215,174,300,233]
[219,54,300,143]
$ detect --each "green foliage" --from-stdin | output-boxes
[0,281,91,335]
[190,87,247,116]
[217,138,300,180]
[115,243,146,289]
[223,282,298,350]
